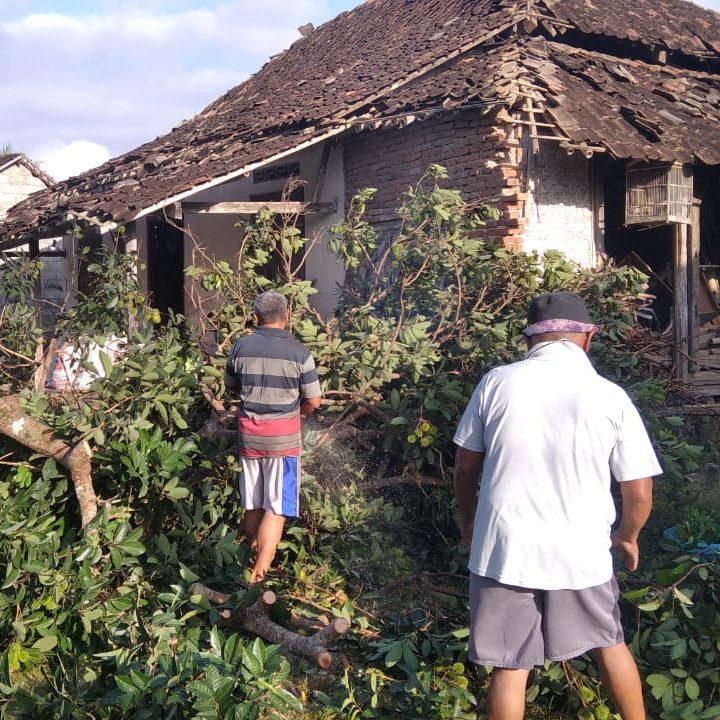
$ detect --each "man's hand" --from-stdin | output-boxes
[613,477,653,572]
[460,520,474,553]
[611,531,640,571]
[301,396,322,416]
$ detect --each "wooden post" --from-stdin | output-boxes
[673,223,690,381]
[688,199,701,373]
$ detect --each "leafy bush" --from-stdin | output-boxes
[0,166,715,719]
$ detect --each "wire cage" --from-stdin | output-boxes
[625,161,693,226]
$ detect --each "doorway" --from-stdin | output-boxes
[147,218,185,319]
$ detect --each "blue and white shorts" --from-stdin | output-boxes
[239,456,301,517]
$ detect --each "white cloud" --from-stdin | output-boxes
[0,1,341,180]
[36,140,111,181]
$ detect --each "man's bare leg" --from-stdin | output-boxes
[249,511,286,583]
[487,668,530,720]
[242,508,264,548]
[592,643,646,720]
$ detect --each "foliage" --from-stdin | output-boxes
[623,535,720,720]
[0,253,44,392]
[0,165,716,719]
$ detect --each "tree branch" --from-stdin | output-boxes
[190,583,349,668]
[0,394,98,527]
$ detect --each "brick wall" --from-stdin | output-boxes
[343,108,526,247]
[0,163,48,218]
[343,110,602,267]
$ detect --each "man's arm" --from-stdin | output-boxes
[611,477,653,571]
[300,396,322,416]
[453,447,484,552]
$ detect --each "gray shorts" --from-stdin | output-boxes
[468,574,625,669]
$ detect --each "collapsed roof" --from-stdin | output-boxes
[2,0,720,248]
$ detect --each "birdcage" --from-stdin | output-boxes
[625,161,693,226]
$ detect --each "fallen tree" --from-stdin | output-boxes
[1,170,709,719]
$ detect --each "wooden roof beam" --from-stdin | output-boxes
[182,200,337,215]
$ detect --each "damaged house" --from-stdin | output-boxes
[0,153,66,328]
[1,0,720,396]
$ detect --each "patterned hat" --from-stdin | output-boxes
[523,291,598,337]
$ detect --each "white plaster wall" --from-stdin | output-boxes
[523,142,598,268]
[304,140,345,318]
[0,164,48,217]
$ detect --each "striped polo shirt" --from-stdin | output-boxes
[224,326,321,457]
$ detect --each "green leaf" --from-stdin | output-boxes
[120,541,146,557]
[647,674,672,688]
[2,566,20,589]
[385,642,403,667]
[115,675,138,695]
[402,640,419,671]
[99,350,113,377]
[166,486,190,500]
[32,635,58,652]
[685,677,700,700]
[670,639,688,660]
[242,646,262,676]
[179,563,200,583]
[673,586,694,605]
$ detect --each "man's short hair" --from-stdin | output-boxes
[253,291,288,325]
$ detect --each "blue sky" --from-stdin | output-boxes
[2,0,718,180]
[0,0,361,179]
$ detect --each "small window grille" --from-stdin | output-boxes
[625,162,693,226]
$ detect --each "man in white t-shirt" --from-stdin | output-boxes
[453,291,662,720]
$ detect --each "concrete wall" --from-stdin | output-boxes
[0,162,48,218]
[344,113,600,268]
[117,116,600,336]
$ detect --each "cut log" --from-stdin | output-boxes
[190,583,348,668]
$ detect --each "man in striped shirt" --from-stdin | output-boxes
[224,291,322,583]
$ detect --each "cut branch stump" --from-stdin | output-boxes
[190,583,348,669]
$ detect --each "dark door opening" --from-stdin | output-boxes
[147,218,185,319]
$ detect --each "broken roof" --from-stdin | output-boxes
[2,0,720,247]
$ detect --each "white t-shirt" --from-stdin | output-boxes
[453,340,663,590]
